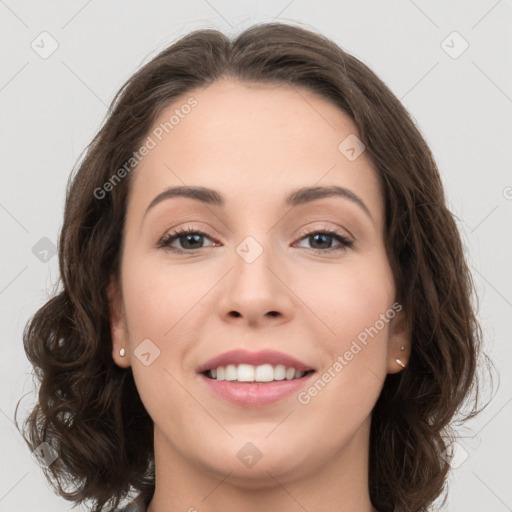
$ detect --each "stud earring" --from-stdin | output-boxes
[119,347,126,357]
[400,346,405,351]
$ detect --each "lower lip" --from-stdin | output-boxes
[198,372,316,407]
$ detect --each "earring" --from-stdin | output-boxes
[396,346,407,368]
[395,358,406,368]
[119,347,126,357]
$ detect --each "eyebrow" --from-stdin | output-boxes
[143,185,373,221]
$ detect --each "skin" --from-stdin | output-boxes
[108,78,409,512]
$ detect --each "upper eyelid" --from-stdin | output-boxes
[163,225,352,239]
[148,203,364,234]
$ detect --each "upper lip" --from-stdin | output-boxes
[196,349,314,374]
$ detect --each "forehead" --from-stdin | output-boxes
[127,78,382,224]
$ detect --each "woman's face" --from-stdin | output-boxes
[109,78,408,484]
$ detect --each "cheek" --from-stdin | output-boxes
[121,253,203,340]
[296,254,395,347]
[120,256,203,428]
[294,254,394,411]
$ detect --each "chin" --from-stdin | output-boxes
[194,437,307,484]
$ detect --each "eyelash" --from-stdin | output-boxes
[157,225,354,254]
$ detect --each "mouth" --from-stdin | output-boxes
[201,364,316,383]
[195,349,316,406]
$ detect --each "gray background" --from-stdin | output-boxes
[1,1,511,511]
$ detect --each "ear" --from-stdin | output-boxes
[386,304,410,374]
[107,276,131,368]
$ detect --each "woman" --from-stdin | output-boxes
[15,21,492,512]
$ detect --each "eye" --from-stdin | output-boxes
[157,226,217,252]
[157,225,354,254]
[293,227,354,253]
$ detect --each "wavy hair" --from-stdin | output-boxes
[15,21,494,512]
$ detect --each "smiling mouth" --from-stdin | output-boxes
[201,363,315,383]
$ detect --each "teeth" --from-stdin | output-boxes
[225,364,238,381]
[274,364,286,380]
[237,363,254,382]
[207,363,309,382]
[255,364,274,382]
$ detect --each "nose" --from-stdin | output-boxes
[215,237,294,328]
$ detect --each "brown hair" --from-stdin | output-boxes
[15,21,494,512]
